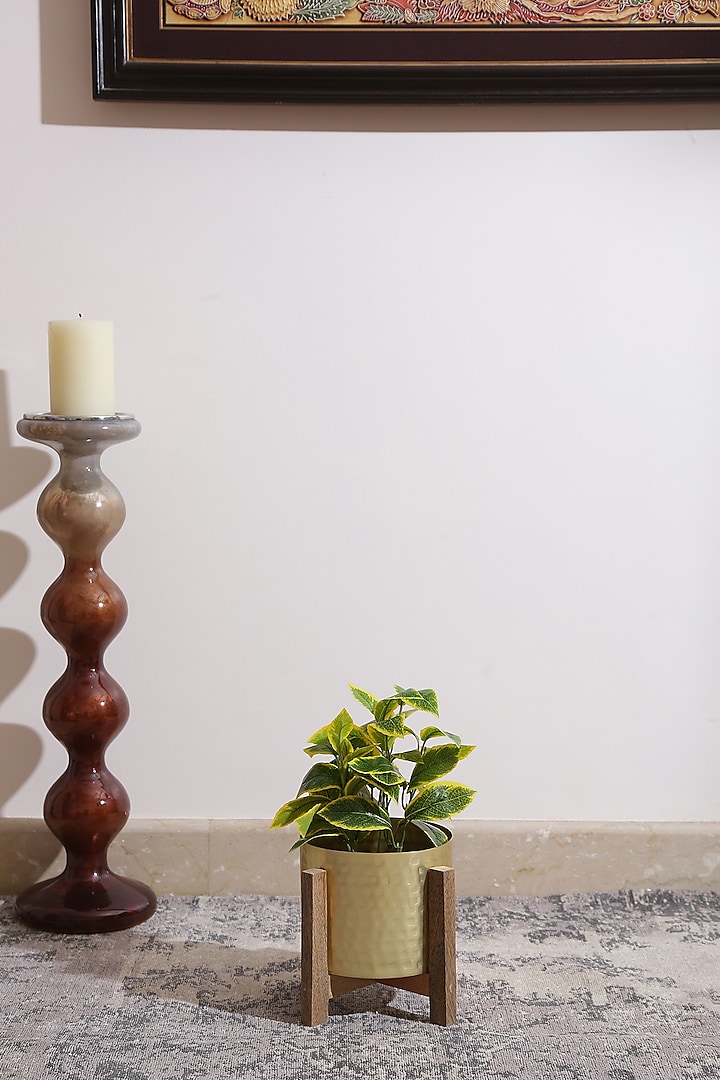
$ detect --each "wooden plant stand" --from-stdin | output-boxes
[301,865,456,1027]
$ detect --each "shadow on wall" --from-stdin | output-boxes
[38,0,720,132]
[0,371,52,815]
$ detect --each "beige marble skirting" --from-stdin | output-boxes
[1,818,719,897]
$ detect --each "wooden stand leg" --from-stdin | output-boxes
[301,868,331,1026]
[427,866,457,1026]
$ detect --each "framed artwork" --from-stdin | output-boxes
[92,0,720,102]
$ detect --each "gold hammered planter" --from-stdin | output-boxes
[300,833,453,980]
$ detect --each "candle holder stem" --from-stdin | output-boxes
[15,414,156,933]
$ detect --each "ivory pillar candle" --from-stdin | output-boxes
[48,319,115,417]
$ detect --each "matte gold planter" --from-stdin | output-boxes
[300,836,453,980]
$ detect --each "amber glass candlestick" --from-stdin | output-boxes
[15,414,156,933]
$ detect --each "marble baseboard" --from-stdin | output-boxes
[1,818,719,897]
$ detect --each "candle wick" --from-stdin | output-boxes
[78,313,83,318]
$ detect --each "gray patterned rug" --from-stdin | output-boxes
[1,891,719,1079]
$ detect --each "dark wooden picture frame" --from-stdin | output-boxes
[92,0,720,103]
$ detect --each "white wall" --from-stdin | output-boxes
[1,0,719,824]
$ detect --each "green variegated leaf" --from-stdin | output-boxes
[420,725,461,747]
[349,684,378,715]
[344,774,370,796]
[318,796,393,832]
[289,831,344,851]
[373,696,402,726]
[306,724,331,746]
[410,820,451,848]
[327,709,355,753]
[369,714,407,739]
[405,782,477,822]
[347,753,376,770]
[348,755,405,788]
[270,796,325,830]
[409,744,462,788]
[348,726,376,750]
[297,762,342,797]
[394,750,423,763]
[295,802,323,837]
[395,688,439,717]
[304,724,335,757]
[303,740,334,757]
[384,784,402,807]
[457,744,475,760]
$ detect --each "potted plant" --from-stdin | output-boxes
[271,683,476,980]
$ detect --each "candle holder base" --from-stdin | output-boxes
[16,871,156,934]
